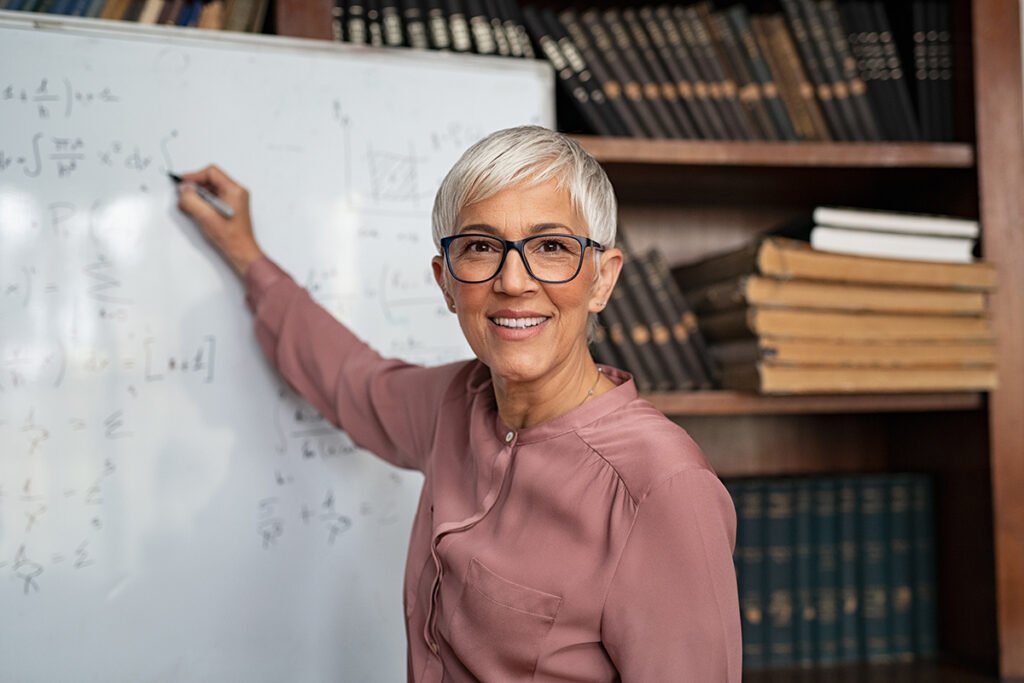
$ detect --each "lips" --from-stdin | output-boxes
[487,310,552,339]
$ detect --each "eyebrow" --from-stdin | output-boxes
[456,222,578,236]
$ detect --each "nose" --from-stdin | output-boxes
[493,247,537,295]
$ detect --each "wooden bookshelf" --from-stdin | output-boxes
[642,391,983,417]
[572,137,976,168]
[743,660,998,683]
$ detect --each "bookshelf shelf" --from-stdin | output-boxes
[643,391,983,416]
[743,661,997,683]
[572,136,976,169]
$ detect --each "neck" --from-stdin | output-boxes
[491,349,612,430]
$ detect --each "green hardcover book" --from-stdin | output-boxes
[837,477,860,662]
[733,480,766,670]
[859,475,891,662]
[913,475,938,658]
[794,478,817,666]
[889,474,915,661]
[814,478,840,665]
[766,479,796,666]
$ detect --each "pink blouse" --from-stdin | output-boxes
[246,256,742,682]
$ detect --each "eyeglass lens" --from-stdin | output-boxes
[447,235,586,283]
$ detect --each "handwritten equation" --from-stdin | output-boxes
[2,78,119,120]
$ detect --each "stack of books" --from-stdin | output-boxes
[0,0,265,30]
[672,208,997,394]
[725,473,938,670]
[590,244,718,393]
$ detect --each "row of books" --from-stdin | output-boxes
[590,244,720,393]
[0,0,267,31]
[725,474,938,669]
[671,206,997,395]
[530,0,955,142]
[331,0,535,57]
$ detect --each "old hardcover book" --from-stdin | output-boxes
[810,225,975,264]
[814,478,841,665]
[837,478,860,662]
[732,480,767,670]
[380,0,405,46]
[798,0,867,139]
[599,296,656,392]
[687,275,987,316]
[671,237,996,291]
[465,0,494,54]
[794,479,816,666]
[889,475,916,662]
[758,13,832,140]
[700,307,993,344]
[444,0,472,52]
[559,8,646,137]
[912,476,938,657]
[484,0,510,56]
[859,476,892,662]
[766,480,796,666]
[401,0,429,49]
[818,0,882,139]
[651,5,728,139]
[711,337,996,369]
[423,0,450,49]
[720,363,998,393]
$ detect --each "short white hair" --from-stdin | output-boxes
[431,125,617,250]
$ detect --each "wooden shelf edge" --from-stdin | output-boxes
[643,390,984,416]
[571,135,975,169]
[742,660,998,682]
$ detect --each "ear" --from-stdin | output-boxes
[588,247,623,314]
[431,255,456,312]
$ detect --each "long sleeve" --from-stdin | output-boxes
[245,256,465,472]
[601,468,742,682]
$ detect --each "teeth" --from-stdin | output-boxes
[492,317,547,329]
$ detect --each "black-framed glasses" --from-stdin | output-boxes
[440,233,606,284]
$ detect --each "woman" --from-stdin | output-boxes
[177,125,741,682]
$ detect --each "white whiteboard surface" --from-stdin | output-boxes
[0,14,552,682]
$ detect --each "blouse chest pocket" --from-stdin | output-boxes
[446,557,562,679]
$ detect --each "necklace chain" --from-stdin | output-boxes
[579,367,604,408]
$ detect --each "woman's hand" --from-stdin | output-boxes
[175,165,264,277]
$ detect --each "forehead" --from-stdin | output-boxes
[456,178,585,235]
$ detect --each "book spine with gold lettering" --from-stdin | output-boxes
[608,263,673,391]
[818,0,882,140]
[780,0,851,139]
[889,474,915,661]
[580,9,666,138]
[795,478,817,666]
[621,246,694,390]
[838,477,860,662]
[589,317,621,370]
[762,13,833,140]
[647,249,716,389]
[559,8,649,138]
[814,478,840,665]
[859,475,891,662]
[766,479,796,666]
[599,294,655,393]
[733,480,767,670]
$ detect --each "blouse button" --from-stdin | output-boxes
[505,431,514,443]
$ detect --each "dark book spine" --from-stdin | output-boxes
[707,5,783,140]
[889,475,915,662]
[544,9,629,137]
[523,7,617,136]
[424,0,450,50]
[599,296,655,393]
[346,0,368,45]
[484,0,510,56]
[621,247,694,390]
[780,0,852,139]
[620,7,701,139]
[913,475,938,658]
[496,0,523,57]
[818,0,882,140]
[935,0,953,140]
[841,0,904,140]
[380,0,404,46]
[795,478,817,666]
[734,480,767,670]
[869,0,921,140]
[602,8,685,138]
[766,480,796,667]
[444,0,471,52]
[401,0,429,49]
[726,5,798,140]
[465,0,495,54]
[580,9,664,138]
[670,5,744,139]
[651,4,728,139]
[559,9,647,138]
[798,0,866,139]
[589,317,621,369]
[503,0,533,58]
[608,267,673,391]
[860,475,891,662]
[814,478,841,665]
[912,0,933,139]
[837,477,860,662]
[647,249,715,389]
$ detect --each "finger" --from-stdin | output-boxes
[180,165,244,200]
[176,183,222,226]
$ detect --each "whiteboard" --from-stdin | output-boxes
[0,14,552,682]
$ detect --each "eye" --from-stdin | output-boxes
[467,240,497,253]
[538,238,569,252]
